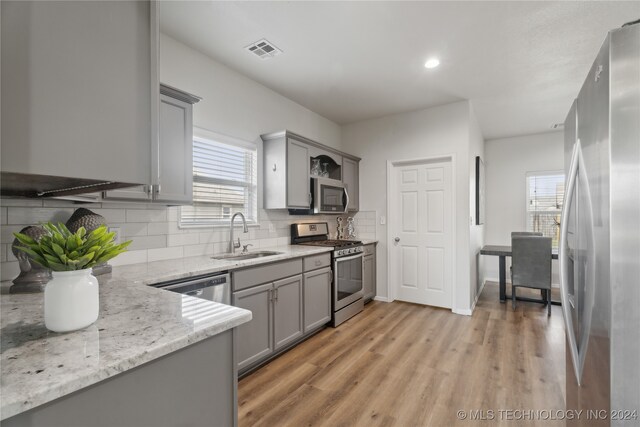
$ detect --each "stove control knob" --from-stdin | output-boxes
[337,250,344,256]
[349,248,355,254]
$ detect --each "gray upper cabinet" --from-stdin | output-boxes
[261,130,360,211]
[104,85,200,204]
[363,245,377,302]
[232,283,274,371]
[273,275,304,350]
[1,1,157,194]
[342,157,360,212]
[154,89,196,203]
[303,267,332,332]
[262,133,310,209]
[286,139,311,208]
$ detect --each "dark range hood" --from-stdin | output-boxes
[1,172,141,198]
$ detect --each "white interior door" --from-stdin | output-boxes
[391,159,453,308]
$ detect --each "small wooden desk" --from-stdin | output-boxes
[480,245,560,305]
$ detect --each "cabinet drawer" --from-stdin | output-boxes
[232,258,303,291]
[363,244,376,256]
[303,253,331,272]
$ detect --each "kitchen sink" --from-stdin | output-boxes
[211,251,283,261]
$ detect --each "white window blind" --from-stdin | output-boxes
[180,135,257,227]
[526,172,565,249]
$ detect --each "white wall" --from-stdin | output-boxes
[469,104,485,306]
[342,101,477,313]
[160,34,341,150]
[484,131,564,284]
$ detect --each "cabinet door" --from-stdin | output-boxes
[286,139,310,208]
[273,275,304,350]
[154,94,193,204]
[303,267,332,332]
[363,253,376,302]
[1,1,154,185]
[232,283,273,370]
[342,157,359,211]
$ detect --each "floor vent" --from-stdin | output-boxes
[245,39,282,60]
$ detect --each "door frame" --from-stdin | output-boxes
[386,154,457,311]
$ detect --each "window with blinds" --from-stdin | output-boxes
[179,135,257,227]
[526,172,565,249]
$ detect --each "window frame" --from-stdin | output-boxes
[179,128,259,229]
[524,170,565,249]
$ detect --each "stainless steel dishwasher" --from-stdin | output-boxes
[151,272,231,305]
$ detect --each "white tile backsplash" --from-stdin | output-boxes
[0,198,376,280]
[8,207,74,225]
[1,261,20,282]
[167,233,200,247]
[126,209,167,223]
[127,235,167,251]
[148,246,183,262]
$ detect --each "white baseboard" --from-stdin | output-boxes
[373,296,390,302]
[471,279,487,310]
[452,308,473,316]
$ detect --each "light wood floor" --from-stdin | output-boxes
[238,283,566,427]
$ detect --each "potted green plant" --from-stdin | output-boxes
[14,222,131,332]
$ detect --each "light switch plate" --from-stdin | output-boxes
[380,216,386,225]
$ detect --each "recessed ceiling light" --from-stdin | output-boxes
[424,58,440,69]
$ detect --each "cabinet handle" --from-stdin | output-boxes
[308,193,312,206]
[274,288,278,302]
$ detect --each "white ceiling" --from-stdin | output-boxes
[160,1,640,140]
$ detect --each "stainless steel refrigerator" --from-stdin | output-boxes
[561,21,640,426]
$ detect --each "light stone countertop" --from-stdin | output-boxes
[0,244,332,421]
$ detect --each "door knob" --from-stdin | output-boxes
[394,237,400,243]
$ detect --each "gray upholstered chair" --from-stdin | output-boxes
[510,235,552,315]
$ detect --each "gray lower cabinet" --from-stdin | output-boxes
[303,267,332,332]
[232,274,304,371]
[273,275,304,350]
[363,244,376,302]
[2,331,237,427]
[232,257,332,373]
[233,283,273,371]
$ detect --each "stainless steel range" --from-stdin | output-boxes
[291,223,364,326]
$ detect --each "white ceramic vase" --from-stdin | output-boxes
[44,269,99,333]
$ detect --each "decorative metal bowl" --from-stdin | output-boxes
[65,208,112,276]
[10,225,52,293]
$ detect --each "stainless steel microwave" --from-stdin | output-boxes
[312,177,349,214]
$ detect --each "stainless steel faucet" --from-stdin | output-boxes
[228,212,249,254]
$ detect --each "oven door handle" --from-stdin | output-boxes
[334,253,363,263]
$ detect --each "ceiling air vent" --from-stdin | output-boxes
[245,39,282,60]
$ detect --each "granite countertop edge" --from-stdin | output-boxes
[0,309,251,421]
[0,244,333,421]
